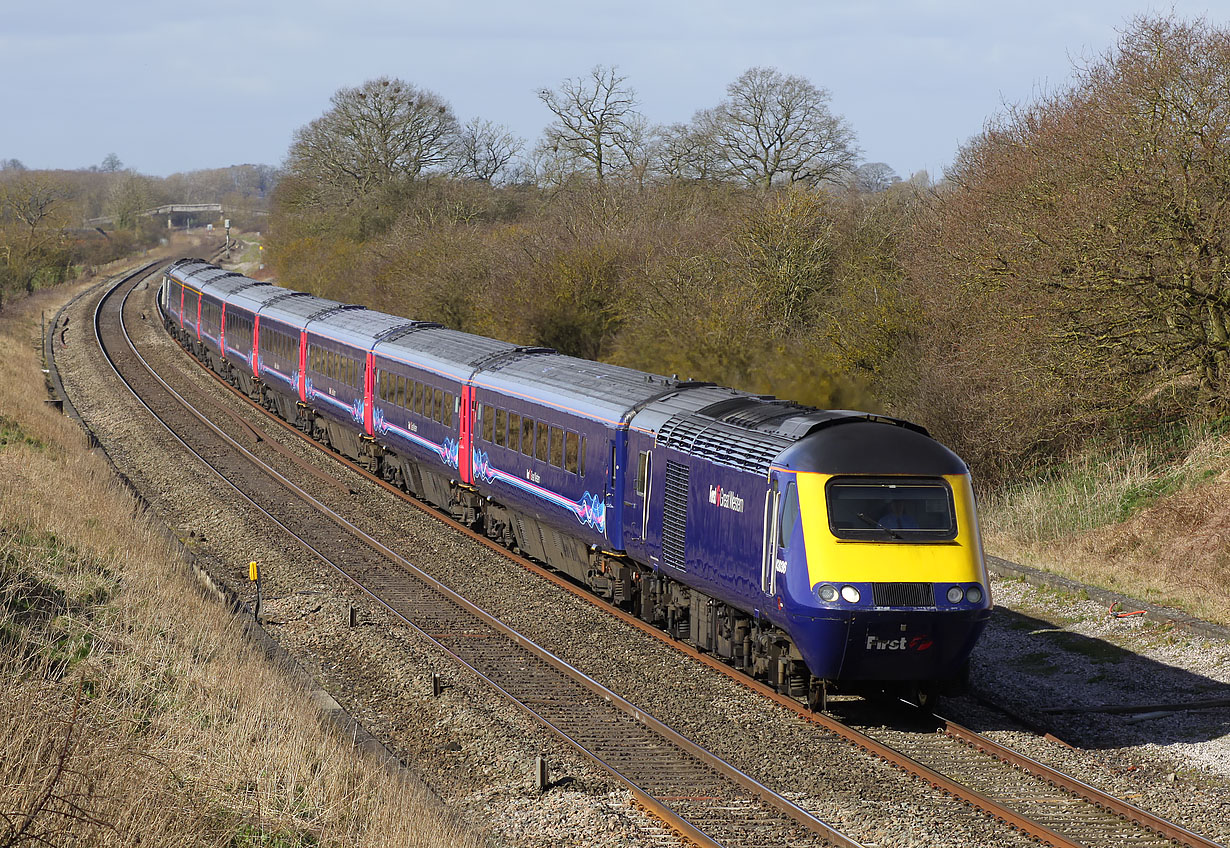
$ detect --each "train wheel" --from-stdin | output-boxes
[905,680,940,712]
[808,680,828,712]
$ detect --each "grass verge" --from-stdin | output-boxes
[0,276,484,847]
[981,422,1230,627]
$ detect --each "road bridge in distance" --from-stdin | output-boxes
[86,203,224,228]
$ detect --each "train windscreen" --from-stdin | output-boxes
[825,478,957,542]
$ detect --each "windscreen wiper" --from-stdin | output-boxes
[857,512,902,540]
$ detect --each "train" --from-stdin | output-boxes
[159,258,992,708]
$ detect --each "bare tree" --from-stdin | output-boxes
[658,114,723,181]
[452,119,524,183]
[105,173,153,229]
[851,162,901,193]
[287,77,458,201]
[0,175,67,237]
[537,65,644,182]
[706,67,859,189]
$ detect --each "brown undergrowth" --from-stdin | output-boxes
[983,431,1230,627]
[0,275,483,846]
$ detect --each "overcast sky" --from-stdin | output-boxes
[2,1,1226,180]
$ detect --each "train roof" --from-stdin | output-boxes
[258,293,353,329]
[475,352,677,425]
[225,284,305,313]
[199,275,271,302]
[374,326,518,382]
[633,386,930,476]
[305,306,418,349]
[167,259,214,280]
[188,266,242,290]
[774,419,967,476]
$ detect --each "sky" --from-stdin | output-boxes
[2,1,1227,180]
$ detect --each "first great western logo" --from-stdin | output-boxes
[708,484,745,513]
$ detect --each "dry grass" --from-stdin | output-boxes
[982,426,1230,627]
[0,278,484,846]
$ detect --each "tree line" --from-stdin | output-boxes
[280,65,876,205]
[0,159,274,310]
[271,15,1230,485]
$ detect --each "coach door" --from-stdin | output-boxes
[458,386,473,484]
[623,434,653,558]
[762,477,780,596]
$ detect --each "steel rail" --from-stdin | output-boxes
[939,717,1224,848]
[101,270,864,848]
[146,272,1226,848]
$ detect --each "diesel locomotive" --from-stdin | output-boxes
[160,258,992,708]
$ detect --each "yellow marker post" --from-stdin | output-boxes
[249,561,262,619]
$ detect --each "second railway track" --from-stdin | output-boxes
[94,269,862,847]
[66,262,1227,848]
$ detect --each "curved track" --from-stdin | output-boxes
[94,268,866,848]
[88,264,1226,848]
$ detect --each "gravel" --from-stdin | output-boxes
[51,272,1230,847]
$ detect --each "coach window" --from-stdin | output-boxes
[549,427,564,468]
[521,417,535,455]
[507,413,520,450]
[636,451,649,497]
[565,432,579,474]
[482,405,494,441]
[536,421,549,462]
[443,392,454,427]
[579,436,587,476]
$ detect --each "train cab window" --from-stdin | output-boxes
[779,481,799,548]
[636,451,649,496]
[549,427,564,468]
[536,421,549,462]
[564,432,579,474]
[825,478,957,542]
[495,409,506,446]
[521,418,535,456]
[507,413,520,450]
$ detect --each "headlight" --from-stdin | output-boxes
[966,585,984,604]
[840,585,861,603]
[947,586,964,604]
[816,584,838,602]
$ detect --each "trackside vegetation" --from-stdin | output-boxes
[267,13,1230,623]
[0,283,482,848]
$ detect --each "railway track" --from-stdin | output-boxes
[80,264,1226,848]
[93,268,865,848]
